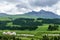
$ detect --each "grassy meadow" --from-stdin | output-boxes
[0,17,60,40]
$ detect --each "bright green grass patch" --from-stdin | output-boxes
[36,24,49,31]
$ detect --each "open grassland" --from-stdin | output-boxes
[0,24,60,38]
[0,17,60,40]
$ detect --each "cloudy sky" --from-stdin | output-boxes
[0,0,60,15]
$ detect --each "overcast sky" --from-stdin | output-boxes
[0,0,60,15]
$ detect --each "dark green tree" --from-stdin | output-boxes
[42,35,49,40]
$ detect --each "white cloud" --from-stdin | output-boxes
[42,1,60,15]
[0,0,60,15]
[0,0,32,15]
[0,1,16,13]
[29,0,59,7]
[54,1,60,15]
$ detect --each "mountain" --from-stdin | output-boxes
[23,10,60,18]
[0,13,8,17]
[0,10,60,19]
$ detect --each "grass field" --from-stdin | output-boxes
[0,24,60,40]
[0,17,60,40]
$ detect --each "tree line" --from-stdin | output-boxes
[0,18,60,30]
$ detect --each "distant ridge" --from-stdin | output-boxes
[0,10,60,19]
[23,10,60,18]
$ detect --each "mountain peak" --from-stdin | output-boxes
[0,10,60,19]
[0,13,8,17]
[23,10,60,18]
[40,9,45,12]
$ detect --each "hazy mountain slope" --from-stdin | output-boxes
[24,10,60,18]
[0,10,60,19]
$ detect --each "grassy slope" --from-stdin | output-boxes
[0,17,60,39]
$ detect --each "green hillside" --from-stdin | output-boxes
[0,17,60,40]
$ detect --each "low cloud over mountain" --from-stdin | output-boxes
[0,0,60,15]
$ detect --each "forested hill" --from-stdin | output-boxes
[0,18,60,30]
